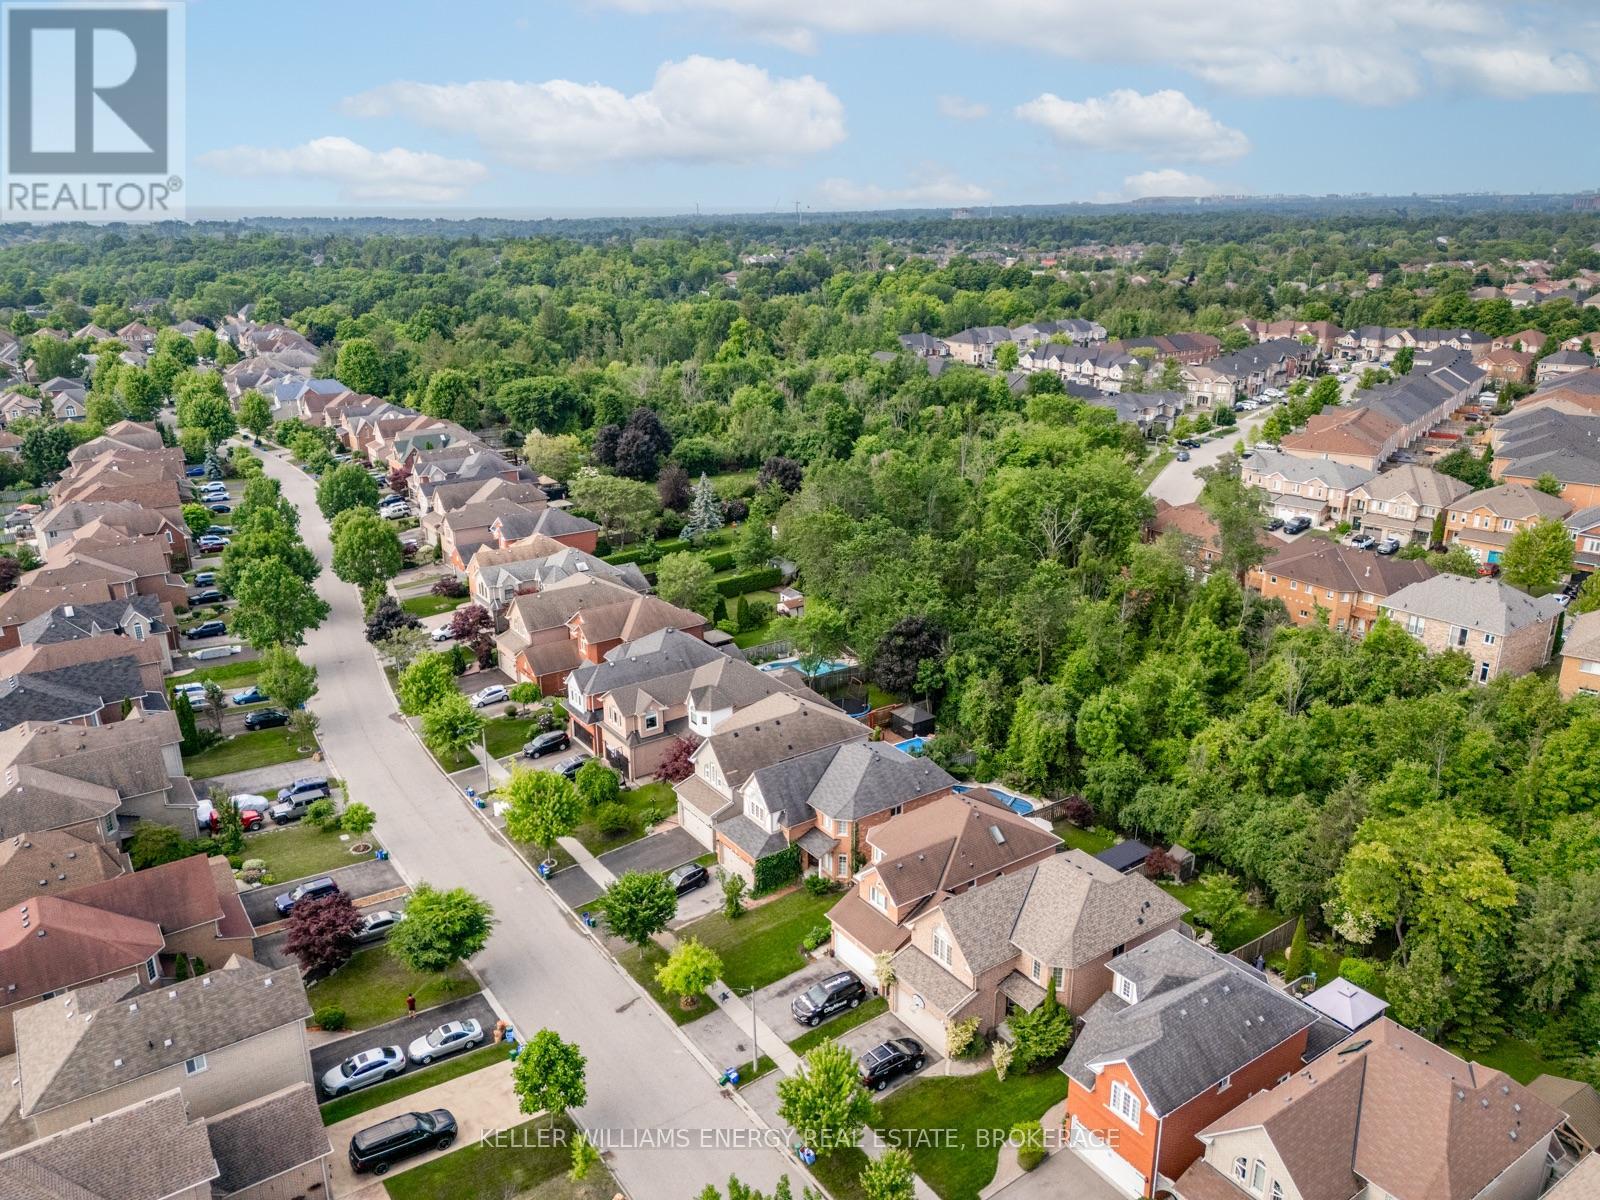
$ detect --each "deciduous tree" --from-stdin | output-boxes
[511,1029,587,1115]
[595,870,677,956]
[386,883,494,975]
[503,767,583,864]
[777,1039,876,1155]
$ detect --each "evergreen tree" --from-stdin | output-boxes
[681,472,723,540]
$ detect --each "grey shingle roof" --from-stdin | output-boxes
[891,944,975,1014]
[1381,574,1566,635]
[713,813,788,859]
[1247,448,1375,491]
[759,741,955,823]
[568,628,728,702]
[205,1083,330,1195]
[0,656,146,728]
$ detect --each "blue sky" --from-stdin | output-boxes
[184,0,1600,214]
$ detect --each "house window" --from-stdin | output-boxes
[1289,580,1298,591]
[869,885,887,911]
[1030,959,1042,982]
[1483,632,1496,645]
[1108,1081,1141,1130]
[1405,615,1425,636]
[644,711,659,731]
[932,927,951,966]
[1454,627,1468,647]
[836,854,848,876]
[103,813,117,836]
[1271,1184,1284,1200]
[184,1054,207,1075]
[1114,974,1137,1003]
[145,956,159,983]
[1478,661,1491,683]
[1217,1073,1232,1093]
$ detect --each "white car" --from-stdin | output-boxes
[430,625,456,643]
[173,682,207,704]
[382,505,412,521]
[469,685,508,708]
[407,1019,485,1065]
[321,1046,405,1097]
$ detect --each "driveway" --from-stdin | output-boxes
[986,1140,1122,1200]
[831,1012,943,1094]
[256,448,795,1199]
[193,760,319,802]
[256,893,409,968]
[548,864,603,909]
[309,992,500,1080]
[240,857,406,927]
[1145,409,1270,507]
[752,955,886,1046]
[598,826,705,877]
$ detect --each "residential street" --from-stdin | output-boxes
[257,450,795,1200]
[1144,408,1269,505]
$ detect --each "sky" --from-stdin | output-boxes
[182,0,1600,215]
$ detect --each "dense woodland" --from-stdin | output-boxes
[5,210,1600,1078]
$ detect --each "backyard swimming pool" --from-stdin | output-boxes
[895,736,928,755]
[757,656,852,676]
[951,782,1034,816]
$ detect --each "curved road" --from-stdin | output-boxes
[260,451,792,1199]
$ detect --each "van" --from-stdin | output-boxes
[348,1109,457,1176]
[194,571,216,586]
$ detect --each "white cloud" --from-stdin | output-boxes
[937,94,989,120]
[597,0,1595,104]
[197,136,487,203]
[1015,88,1248,161]
[816,173,992,209]
[1116,168,1233,200]
[1423,44,1595,96]
[344,56,845,170]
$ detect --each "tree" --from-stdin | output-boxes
[655,552,715,616]
[1436,447,1494,491]
[397,652,457,715]
[182,503,214,538]
[1385,936,1452,1038]
[231,558,330,648]
[657,735,700,783]
[1007,983,1073,1069]
[655,937,723,1009]
[20,423,72,479]
[1574,572,1600,615]
[595,870,677,955]
[613,408,674,480]
[511,1029,587,1116]
[994,341,1020,371]
[284,892,362,975]
[1197,452,1267,581]
[1535,472,1565,497]
[331,508,404,591]
[341,801,377,837]
[420,691,485,760]
[365,593,421,641]
[1286,916,1310,980]
[734,520,775,570]
[1511,871,1600,1013]
[173,691,204,754]
[175,381,236,442]
[128,822,191,870]
[257,645,318,711]
[521,431,585,481]
[335,338,387,395]
[777,1039,876,1155]
[1392,346,1415,376]
[237,389,271,436]
[568,472,658,544]
[860,1151,916,1200]
[503,766,584,864]
[790,599,850,676]
[203,680,226,732]
[1189,872,1248,944]
[1501,519,1573,595]
[448,603,492,643]
[386,882,495,975]
[758,455,804,494]
[681,473,724,540]
[210,791,245,856]
[873,615,946,698]
[317,462,380,519]
[574,758,621,809]
[657,463,692,511]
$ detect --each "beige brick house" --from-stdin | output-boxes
[1347,464,1472,545]
[1380,574,1565,683]
[1559,608,1600,698]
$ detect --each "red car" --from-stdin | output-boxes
[198,800,264,832]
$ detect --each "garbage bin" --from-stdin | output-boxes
[374,848,389,861]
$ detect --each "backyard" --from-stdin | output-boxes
[306,946,479,1031]
[183,727,310,776]
[383,1113,618,1200]
[1158,877,1286,953]
[1051,821,1117,855]
[679,887,842,992]
[238,823,376,884]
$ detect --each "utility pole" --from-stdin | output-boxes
[750,987,759,1079]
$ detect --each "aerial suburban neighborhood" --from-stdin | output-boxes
[4,6,1600,1200]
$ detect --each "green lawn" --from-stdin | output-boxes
[182,728,310,777]
[874,1068,1070,1200]
[571,781,678,854]
[239,823,376,883]
[732,616,785,649]
[384,1113,618,1200]
[320,1043,506,1125]
[484,716,539,758]
[1159,878,1285,953]
[1267,940,1343,988]
[615,940,716,1025]
[735,1053,779,1089]
[306,947,479,1031]
[808,1147,872,1200]
[1467,1034,1561,1084]
[401,593,468,617]
[1052,822,1117,854]
[170,657,261,686]
[680,888,842,992]
[790,997,888,1054]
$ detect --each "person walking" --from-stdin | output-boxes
[406,992,416,1018]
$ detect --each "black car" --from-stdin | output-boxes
[189,588,226,604]
[1178,437,1202,449]
[555,756,585,781]
[523,730,570,759]
[859,1038,926,1092]
[791,971,867,1027]
[187,620,227,639]
[1265,517,1285,531]
[1349,533,1376,550]
[208,503,231,513]
[274,876,339,916]
[1284,516,1312,535]
[349,1109,457,1176]
[668,863,709,895]
[244,707,289,731]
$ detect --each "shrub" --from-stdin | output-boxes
[803,873,834,896]
[1143,847,1179,879]
[721,871,747,918]
[945,1016,981,1059]
[1286,916,1310,980]
[431,575,466,598]
[508,682,541,704]
[305,798,338,830]
[802,924,831,951]
[1012,1120,1046,1171]
[703,550,735,571]
[992,1041,1014,1081]
[1009,985,1073,1070]
[714,567,782,598]
[593,802,633,838]
[1061,796,1093,826]
[313,1005,347,1031]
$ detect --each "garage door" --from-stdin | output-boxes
[832,929,879,984]
[892,990,949,1050]
[1068,1117,1147,1198]
[677,798,715,850]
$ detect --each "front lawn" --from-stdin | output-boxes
[239,823,375,884]
[183,727,309,777]
[484,716,539,759]
[401,592,468,617]
[680,888,842,992]
[320,1043,505,1125]
[170,657,260,686]
[874,1068,1070,1200]
[809,1147,872,1200]
[735,1053,779,1089]
[384,1113,618,1200]
[571,781,678,854]
[615,939,715,1025]
[306,947,479,1031]
[790,997,888,1055]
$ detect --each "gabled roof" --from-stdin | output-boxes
[1561,607,1600,664]
[0,893,163,1003]
[205,1083,330,1196]
[1449,482,1571,521]
[58,852,244,939]
[1244,448,1375,491]
[1258,540,1436,597]
[1349,464,1472,509]
[0,654,147,726]
[865,790,1060,906]
[747,740,954,830]
[1381,574,1566,636]
[0,827,126,911]
[568,628,727,702]
[697,692,865,789]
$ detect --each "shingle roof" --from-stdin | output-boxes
[756,741,955,824]
[0,892,163,1001]
[1562,608,1600,664]
[567,628,728,702]
[1350,464,1472,509]
[0,655,147,727]
[891,944,975,1014]
[1258,540,1436,598]
[57,852,242,939]
[205,1083,330,1195]
[864,792,1060,906]
[1381,574,1566,636]
[1451,482,1572,521]
[1246,448,1375,491]
[697,693,865,788]
[0,828,126,911]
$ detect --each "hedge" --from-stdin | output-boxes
[703,550,735,571]
[715,567,782,598]
[752,843,801,896]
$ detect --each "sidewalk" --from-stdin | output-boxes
[470,742,512,788]
[559,836,617,887]
[709,981,800,1074]
[978,1097,1068,1199]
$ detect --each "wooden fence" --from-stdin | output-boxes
[1229,917,1299,967]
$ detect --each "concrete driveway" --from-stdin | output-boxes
[309,992,500,1080]
[547,864,602,909]
[597,826,704,877]
[194,760,319,802]
[753,955,865,1044]
[985,1139,1122,1200]
[256,894,410,968]
[240,857,406,927]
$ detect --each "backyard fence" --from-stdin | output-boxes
[740,639,793,663]
[1229,917,1300,967]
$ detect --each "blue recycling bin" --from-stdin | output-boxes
[582,912,597,928]
[374,848,389,861]
[538,861,551,878]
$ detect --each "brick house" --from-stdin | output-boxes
[1346,465,1472,546]
[1248,541,1436,635]
[1558,608,1600,698]
[1062,933,1322,1198]
[1381,574,1565,683]
[468,536,648,616]
[1149,500,1274,577]
[826,790,1061,981]
[1241,449,1374,527]
[1483,346,1535,384]
[1443,483,1571,565]
[1279,406,1403,472]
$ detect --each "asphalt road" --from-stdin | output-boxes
[1145,408,1271,506]
[256,450,793,1200]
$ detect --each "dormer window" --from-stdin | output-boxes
[1113,973,1137,1003]
[644,711,659,731]
[869,885,886,911]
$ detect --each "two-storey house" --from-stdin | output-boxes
[1241,449,1374,527]
[1247,542,1436,636]
[1381,574,1565,683]
[1346,464,1472,545]
[1443,482,1572,565]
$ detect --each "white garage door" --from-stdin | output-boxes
[1069,1117,1147,1198]
[832,930,879,984]
[893,991,949,1051]
[677,798,715,850]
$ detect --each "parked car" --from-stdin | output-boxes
[1350,533,1376,550]
[1284,516,1312,535]
[1175,450,1190,462]
[205,525,232,536]
[189,588,226,605]
[197,798,263,833]
[382,505,412,521]
[791,971,867,1027]
[277,776,331,804]
[1477,562,1501,577]
[353,910,402,944]
[555,755,585,780]
[244,707,289,731]
[469,685,508,708]
[231,686,266,705]
[196,536,228,552]
[321,1045,405,1098]
[379,494,409,509]
[859,1038,926,1092]
[186,620,227,639]
[1376,539,1401,556]
[1178,437,1202,449]
[274,876,339,916]
[206,502,230,513]
[270,794,318,824]
[193,571,217,585]
[429,625,456,642]
[523,730,570,759]
[668,863,709,895]
[173,682,208,705]
[348,1110,457,1176]
[185,465,207,478]
[1265,516,1285,531]
[407,1019,485,1066]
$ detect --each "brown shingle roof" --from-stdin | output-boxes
[205,1083,330,1194]
[0,829,125,911]
[865,791,1060,907]
[1258,540,1436,598]
[0,893,163,1001]
[58,852,229,937]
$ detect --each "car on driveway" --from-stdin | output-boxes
[353,910,403,944]
[859,1038,926,1092]
[555,755,585,780]
[198,798,264,833]
[668,863,709,895]
[231,686,266,705]
[1265,516,1285,531]
[189,588,226,604]
[185,465,207,478]
[196,536,228,553]
[1376,539,1401,556]
[469,685,508,708]
[274,876,339,916]
[523,730,570,759]
[407,1019,485,1065]
[173,682,208,706]
[277,776,331,804]
[206,525,232,536]
[244,707,289,731]
[791,970,867,1027]
[382,505,412,521]
[429,624,456,642]
[208,503,231,513]
[321,1046,405,1097]
[1175,450,1190,462]
[1349,533,1376,550]
[1284,516,1312,535]
[1178,437,1202,449]
[348,1109,457,1177]
[186,620,227,639]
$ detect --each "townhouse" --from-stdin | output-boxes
[1381,574,1565,683]
[1279,406,1403,471]
[826,790,1061,981]
[1236,318,1345,355]
[896,332,946,357]
[1482,345,1536,384]
[0,825,127,910]
[1538,348,1597,384]
[1019,342,1139,393]
[1566,504,1600,572]
[32,498,190,564]
[1149,500,1274,577]
[433,499,600,569]
[1181,337,1314,408]
[1241,448,1374,526]
[1347,464,1472,545]
[942,326,1015,365]
[1248,542,1436,635]
[1443,482,1571,565]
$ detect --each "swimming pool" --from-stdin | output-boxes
[895,736,928,755]
[951,782,1033,816]
[757,656,852,676]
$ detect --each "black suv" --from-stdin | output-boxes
[790,971,867,1027]
[859,1038,926,1092]
[523,730,570,759]
[187,620,227,639]
[349,1109,458,1176]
